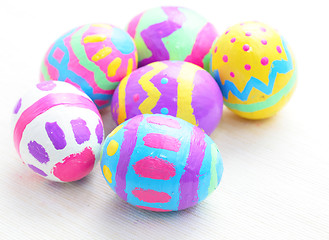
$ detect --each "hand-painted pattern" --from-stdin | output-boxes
[12,81,104,182]
[41,24,137,109]
[111,61,223,135]
[100,114,224,212]
[210,22,297,119]
[127,6,218,71]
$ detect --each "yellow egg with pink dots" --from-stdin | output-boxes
[210,21,297,119]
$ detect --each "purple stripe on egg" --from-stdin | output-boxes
[115,115,144,201]
[191,70,223,135]
[13,98,22,114]
[28,164,48,176]
[95,119,104,144]
[149,63,180,116]
[70,118,91,144]
[45,122,67,150]
[27,141,50,164]
[178,126,206,210]
[139,7,185,67]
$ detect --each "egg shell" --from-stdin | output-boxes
[127,6,218,72]
[111,60,223,135]
[40,23,138,109]
[210,21,297,119]
[100,114,223,212]
[12,81,104,182]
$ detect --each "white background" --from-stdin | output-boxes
[0,0,328,239]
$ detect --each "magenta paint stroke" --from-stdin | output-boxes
[52,146,95,182]
[143,133,181,152]
[178,126,206,210]
[127,12,143,38]
[146,115,181,129]
[45,122,67,150]
[133,156,176,180]
[132,188,172,203]
[115,115,144,201]
[185,22,217,68]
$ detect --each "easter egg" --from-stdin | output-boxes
[127,6,218,71]
[100,114,223,212]
[40,23,138,109]
[111,61,223,135]
[12,81,104,182]
[210,21,297,119]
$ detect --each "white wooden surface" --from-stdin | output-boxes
[1,0,328,239]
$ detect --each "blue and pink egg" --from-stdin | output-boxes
[100,114,223,212]
[40,23,138,109]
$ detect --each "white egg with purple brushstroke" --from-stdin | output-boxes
[12,81,104,182]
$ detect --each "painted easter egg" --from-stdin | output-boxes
[40,23,138,109]
[12,81,104,182]
[111,61,223,135]
[210,21,297,119]
[100,114,223,212]
[127,6,218,71]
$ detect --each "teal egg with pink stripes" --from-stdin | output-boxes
[127,6,218,72]
[40,23,138,109]
[12,81,104,182]
[100,114,223,212]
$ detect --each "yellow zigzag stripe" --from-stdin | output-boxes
[138,62,168,114]
[176,62,198,125]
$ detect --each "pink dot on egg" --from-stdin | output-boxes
[260,27,267,32]
[245,32,252,36]
[261,57,269,66]
[243,44,250,51]
[231,37,236,43]
[230,72,235,78]
[214,46,218,53]
[133,94,140,102]
[245,64,251,71]
[222,55,228,62]
[261,39,267,45]
[225,30,230,34]
[277,46,282,53]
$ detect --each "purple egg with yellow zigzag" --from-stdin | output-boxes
[111,60,223,135]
